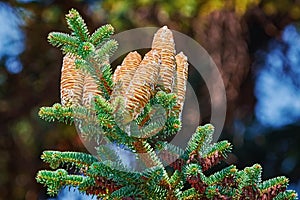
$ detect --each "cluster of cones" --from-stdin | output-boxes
[59,26,188,122]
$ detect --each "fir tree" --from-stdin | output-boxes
[36,9,298,200]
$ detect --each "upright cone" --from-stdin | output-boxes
[60,54,101,107]
[152,26,176,93]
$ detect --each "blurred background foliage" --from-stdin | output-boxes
[0,0,300,199]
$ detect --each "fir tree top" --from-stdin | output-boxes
[36,9,298,200]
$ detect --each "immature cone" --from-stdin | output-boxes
[111,51,142,101]
[111,27,187,122]
[123,50,160,122]
[173,52,189,115]
[140,49,161,66]
[82,74,102,107]
[112,51,142,87]
[60,54,84,107]
[60,54,101,107]
[152,26,176,93]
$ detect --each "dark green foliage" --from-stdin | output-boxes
[41,151,97,170]
[185,124,215,156]
[37,123,298,199]
[36,9,298,200]
[65,9,90,42]
[47,8,115,60]
[36,169,84,196]
[39,103,74,124]
[48,32,80,55]
[90,24,114,47]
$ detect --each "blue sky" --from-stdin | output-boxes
[49,187,96,200]
[255,24,300,128]
[0,2,24,74]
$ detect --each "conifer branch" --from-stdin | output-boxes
[109,185,142,199]
[185,124,214,156]
[274,190,298,200]
[38,103,73,124]
[180,188,200,199]
[36,9,298,200]
[95,39,118,61]
[41,151,97,170]
[157,142,184,167]
[65,8,90,42]
[199,140,232,171]
[169,170,182,188]
[48,32,80,54]
[206,165,237,185]
[77,54,115,100]
[89,24,114,47]
[148,116,181,143]
[96,144,122,163]
[36,169,84,196]
[87,162,141,185]
[259,176,289,198]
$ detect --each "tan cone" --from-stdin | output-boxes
[60,54,101,107]
[152,26,176,93]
